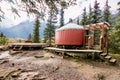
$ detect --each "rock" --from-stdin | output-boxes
[52,66,59,72]
[0,60,9,64]
[34,55,44,58]
[9,50,22,55]
[0,76,4,80]
[0,46,8,51]
[94,72,105,80]
[50,56,55,58]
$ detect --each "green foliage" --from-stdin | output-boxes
[59,1,67,27]
[27,33,32,40]
[44,24,55,45]
[109,2,120,53]
[80,7,88,25]
[118,1,120,15]
[44,4,57,46]
[109,20,120,53]
[92,0,101,45]
[0,0,76,20]
[109,53,120,63]
[32,17,40,43]
[103,0,111,24]
[77,17,80,25]
[60,8,64,27]
[92,0,102,23]
[0,36,8,45]
[88,4,93,24]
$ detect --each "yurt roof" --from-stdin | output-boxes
[56,23,84,31]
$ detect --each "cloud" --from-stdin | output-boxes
[0,0,119,26]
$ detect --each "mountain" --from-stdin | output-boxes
[0,16,14,28]
[0,20,46,39]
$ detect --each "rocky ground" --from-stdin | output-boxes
[0,50,120,80]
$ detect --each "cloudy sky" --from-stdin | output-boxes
[0,0,119,27]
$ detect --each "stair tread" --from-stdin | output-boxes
[109,59,116,63]
[105,55,112,59]
[100,53,107,56]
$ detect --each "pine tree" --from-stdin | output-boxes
[44,24,55,46]
[109,1,120,53]
[0,32,4,37]
[44,2,57,46]
[103,0,111,24]
[0,32,7,45]
[88,4,93,24]
[32,17,40,43]
[27,33,32,41]
[81,7,88,25]
[60,8,64,27]
[118,2,120,14]
[60,1,67,27]
[92,0,101,23]
[77,17,80,25]
[92,0,102,45]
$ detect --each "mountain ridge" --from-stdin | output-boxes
[0,20,46,39]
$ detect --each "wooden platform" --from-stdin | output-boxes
[8,43,48,50]
[44,47,103,53]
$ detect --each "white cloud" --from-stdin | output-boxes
[0,0,119,26]
[64,0,119,23]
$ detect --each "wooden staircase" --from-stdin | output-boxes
[100,53,117,65]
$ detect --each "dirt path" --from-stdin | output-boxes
[71,61,120,80]
[0,50,120,80]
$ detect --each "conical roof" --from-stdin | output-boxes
[56,23,84,31]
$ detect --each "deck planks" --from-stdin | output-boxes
[8,43,48,50]
[44,47,103,53]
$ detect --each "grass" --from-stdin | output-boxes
[109,53,120,64]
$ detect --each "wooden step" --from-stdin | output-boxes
[100,53,107,57]
[19,45,23,50]
[109,58,116,63]
[105,55,112,60]
[13,46,16,50]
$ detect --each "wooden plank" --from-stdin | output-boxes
[105,55,112,60]
[19,45,23,50]
[9,43,47,46]
[109,59,116,63]
[44,47,103,53]
[100,53,107,57]
[9,43,48,50]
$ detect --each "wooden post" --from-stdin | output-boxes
[106,30,108,54]
[100,35,104,50]
[88,36,92,49]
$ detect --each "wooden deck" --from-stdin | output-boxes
[44,47,103,53]
[8,43,48,50]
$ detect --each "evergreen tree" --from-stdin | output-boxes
[44,2,57,46]
[0,32,7,45]
[60,8,64,27]
[27,33,32,41]
[60,1,67,27]
[32,17,40,43]
[92,0,102,45]
[88,4,93,24]
[118,2,120,14]
[44,24,55,46]
[0,32,4,37]
[109,1,120,53]
[81,7,88,25]
[92,0,101,23]
[77,17,80,25]
[1,0,76,19]
[103,0,111,24]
